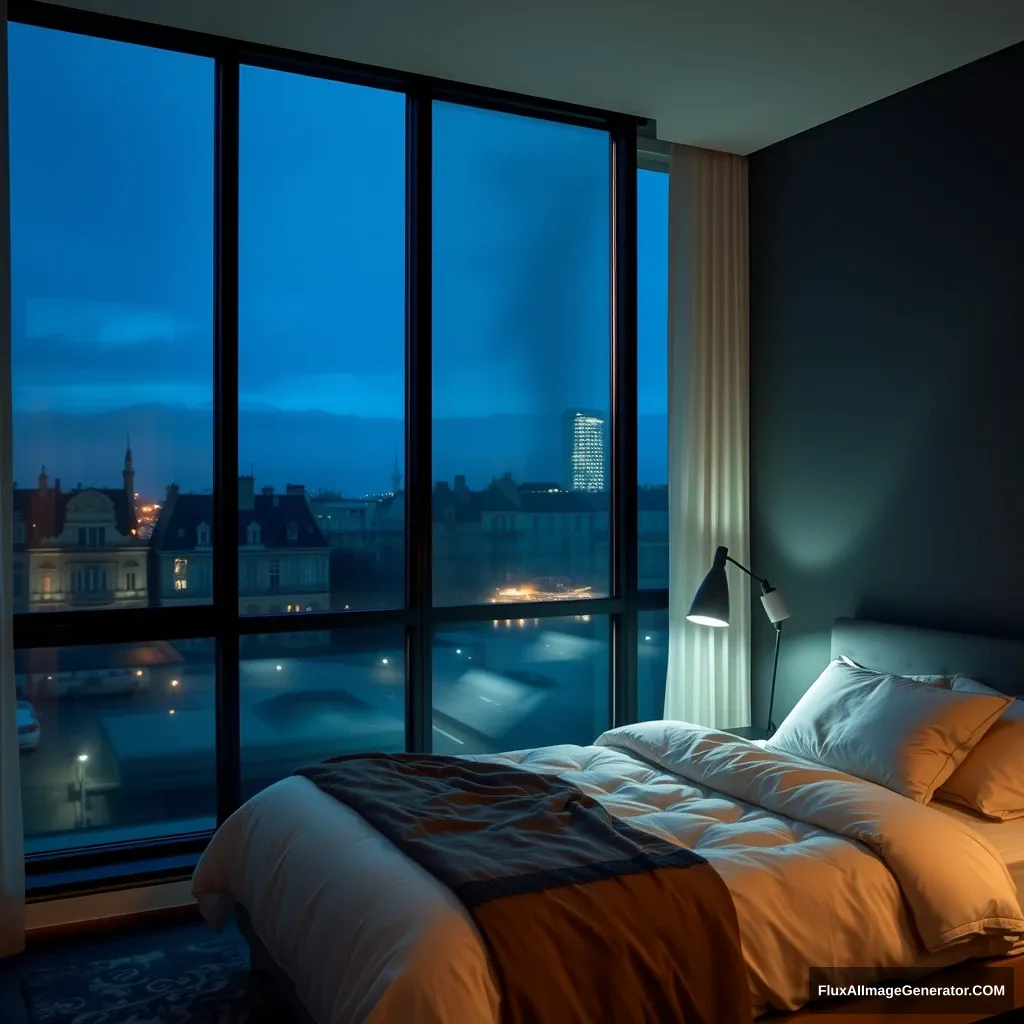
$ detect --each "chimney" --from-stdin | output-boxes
[38,465,48,495]
[239,475,255,511]
[286,483,305,495]
[454,474,468,495]
[165,483,180,500]
[53,477,61,494]
[261,485,275,497]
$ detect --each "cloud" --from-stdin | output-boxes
[12,328,210,389]
[25,297,187,346]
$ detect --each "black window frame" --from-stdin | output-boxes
[634,151,670,715]
[8,0,652,891]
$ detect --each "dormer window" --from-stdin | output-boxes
[246,521,262,546]
[286,522,298,542]
[196,523,211,547]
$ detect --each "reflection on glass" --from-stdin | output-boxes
[238,66,406,614]
[17,640,216,853]
[432,616,610,754]
[638,609,669,721]
[240,629,406,801]
[637,168,669,590]
[432,102,611,607]
[8,24,214,612]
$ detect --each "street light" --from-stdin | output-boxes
[76,754,89,827]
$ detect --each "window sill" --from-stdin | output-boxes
[26,832,210,901]
[27,851,201,901]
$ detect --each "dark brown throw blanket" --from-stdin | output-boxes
[295,754,752,1024]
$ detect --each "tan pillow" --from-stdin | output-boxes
[766,659,1011,802]
[936,677,1024,820]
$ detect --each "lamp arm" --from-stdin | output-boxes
[724,554,773,592]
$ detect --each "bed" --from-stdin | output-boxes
[192,617,1024,1022]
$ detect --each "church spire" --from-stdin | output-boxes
[123,435,136,507]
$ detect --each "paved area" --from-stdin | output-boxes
[17,622,666,852]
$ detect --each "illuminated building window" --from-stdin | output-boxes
[174,558,188,591]
[562,410,606,493]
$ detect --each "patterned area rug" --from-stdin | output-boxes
[20,933,276,1024]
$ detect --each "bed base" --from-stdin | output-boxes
[236,905,318,1024]
[237,899,1024,1023]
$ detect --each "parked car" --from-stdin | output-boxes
[17,700,40,752]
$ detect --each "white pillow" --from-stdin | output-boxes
[839,655,952,686]
[935,677,1024,820]
[767,659,1011,802]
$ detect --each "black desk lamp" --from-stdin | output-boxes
[686,545,790,737]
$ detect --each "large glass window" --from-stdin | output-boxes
[432,616,610,754]
[431,103,612,608]
[637,168,669,590]
[18,640,216,852]
[8,24,215,613]
[7,8,645,876]
[238,68,406,615]
[637,609,669,721]
[240,629,405,801]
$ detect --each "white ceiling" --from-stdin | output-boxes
[44,0,1024,153]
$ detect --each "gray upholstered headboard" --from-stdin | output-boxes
[831,618,1024,698]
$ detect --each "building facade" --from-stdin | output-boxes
[562,409,607,493]
[149,476,331,623]
[12,447,147,613]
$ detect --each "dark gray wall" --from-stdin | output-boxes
[748,41,1024,725]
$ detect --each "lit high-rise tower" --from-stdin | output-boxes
[563,410,606,492]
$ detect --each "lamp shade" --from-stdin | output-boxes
[686,546,730,627]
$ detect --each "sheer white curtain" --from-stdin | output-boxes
[663,144,751,729]
[0,0,26,959]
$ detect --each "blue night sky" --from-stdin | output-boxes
[8,23,668,499]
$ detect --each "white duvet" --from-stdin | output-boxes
[192,722,1024,1022]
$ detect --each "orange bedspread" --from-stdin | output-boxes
[297,753,752,1024]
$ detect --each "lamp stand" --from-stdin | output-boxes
[766,622,783,738]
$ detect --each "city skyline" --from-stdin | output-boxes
[8,24,669,500]
[11,409,670,502]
